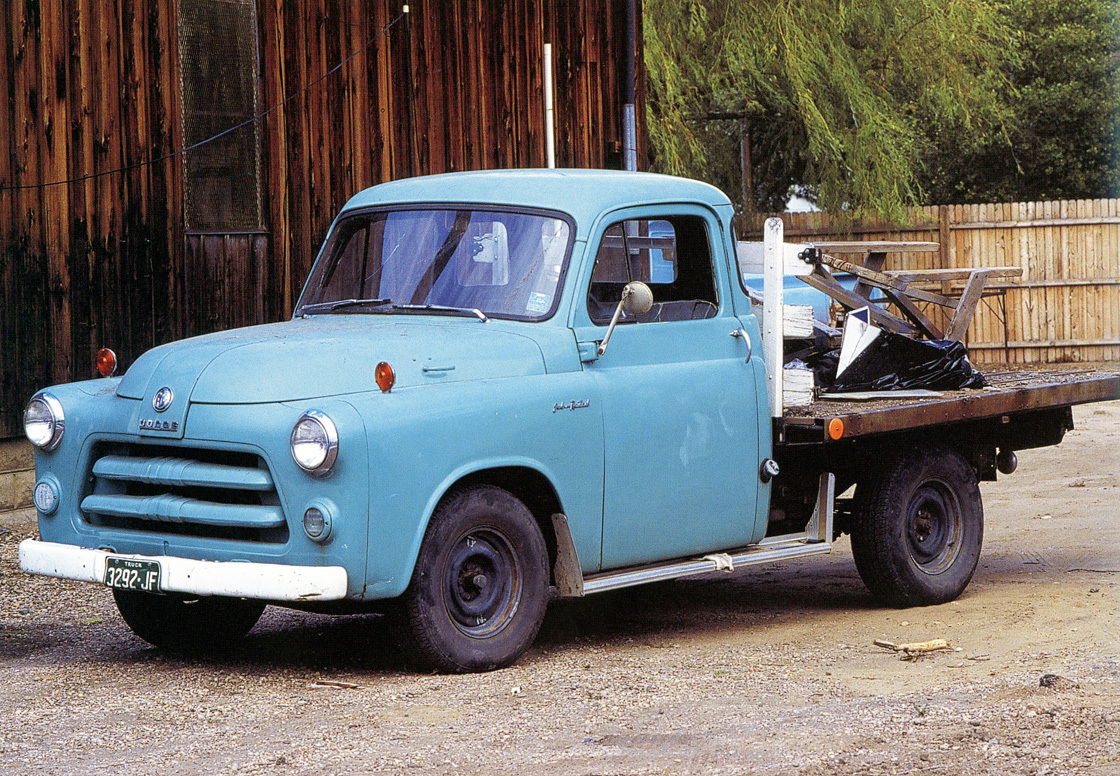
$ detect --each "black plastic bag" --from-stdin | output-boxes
[822,331,986,392]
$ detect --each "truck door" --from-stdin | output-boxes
[573,208,764,569]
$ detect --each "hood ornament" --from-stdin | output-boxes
[152,387,175,413]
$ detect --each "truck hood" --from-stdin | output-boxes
[117,317,547,407]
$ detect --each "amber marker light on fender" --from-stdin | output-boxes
[828,417,845,440]
[95,348,118,377]
[375,361,396,393]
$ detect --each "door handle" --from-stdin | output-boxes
[730,329,752,362]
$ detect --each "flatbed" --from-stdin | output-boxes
[779,365,1120,443]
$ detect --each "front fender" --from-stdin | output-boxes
[353,373,604,599]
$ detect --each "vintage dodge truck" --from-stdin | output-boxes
[19,170,1120,672]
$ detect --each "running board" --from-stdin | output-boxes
[555,473,836,597]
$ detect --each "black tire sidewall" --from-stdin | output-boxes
[852,445,984,607]
[400,485,549,673]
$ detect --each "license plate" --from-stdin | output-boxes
[104,557,162,593]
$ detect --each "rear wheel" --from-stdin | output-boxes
[851,445,983,607]
[113,590,265,652]
[395,485,549,673]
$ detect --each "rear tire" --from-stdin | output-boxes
[113,590,265,652]
[395,485,549,673]
[851,445,983,607]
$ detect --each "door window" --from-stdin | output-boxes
[587,216,718,324]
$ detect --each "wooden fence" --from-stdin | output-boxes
[738,199,1120,365]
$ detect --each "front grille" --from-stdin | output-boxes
[81,443,289,543]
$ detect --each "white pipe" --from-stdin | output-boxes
[763,217,784,419]
[543,43,556,168]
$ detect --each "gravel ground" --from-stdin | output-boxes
[1,401,1118,776]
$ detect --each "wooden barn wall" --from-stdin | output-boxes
[0,0,641,439]
[737,199,1120,366]
[256,0,638,314]
[1,0,184,441]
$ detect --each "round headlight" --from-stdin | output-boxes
[24,394,65,451]
[290,411,338,475]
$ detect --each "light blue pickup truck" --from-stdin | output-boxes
[19,170,1120,672]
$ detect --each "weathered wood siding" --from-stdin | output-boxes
[738,199,1120,365]
[0,0,641,438]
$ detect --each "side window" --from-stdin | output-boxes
[587,216,718,324]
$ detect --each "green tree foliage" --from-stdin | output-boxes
[918,0,1120,203]
[644,0,1016,217]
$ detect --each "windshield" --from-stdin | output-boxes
[296,208,574,321]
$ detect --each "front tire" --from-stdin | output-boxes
[851,445,983,607]
[395,485,549,673]
[113,590,265,652]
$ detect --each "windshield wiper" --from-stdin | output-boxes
[298,298,392,316]
[390,304,489,322]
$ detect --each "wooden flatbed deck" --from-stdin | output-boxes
[778,365,1120,443]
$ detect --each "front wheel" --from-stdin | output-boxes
[851,445,984,607]
[113,589,265,652]
[395,485,550,673]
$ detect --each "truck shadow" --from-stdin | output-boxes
[19,556,871,674]
[32,555,877,674]
[169,557,877,672]
[12,545,1070,674]
[534,560,874,653]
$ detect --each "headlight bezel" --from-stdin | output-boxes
[290,410,339,476]
[24,393,65,452]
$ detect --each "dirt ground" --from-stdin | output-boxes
[1,401,1117,776]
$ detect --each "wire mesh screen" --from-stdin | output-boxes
[178,0,263,231]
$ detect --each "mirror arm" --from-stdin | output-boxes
[597,288,632,356]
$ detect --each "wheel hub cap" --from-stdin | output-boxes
[907,482,963,574]
[444,530,520,637]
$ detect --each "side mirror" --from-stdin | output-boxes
[620,281,653,317]
[598,282,653,356]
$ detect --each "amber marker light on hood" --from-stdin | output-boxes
[95,348,118,377]
[375,361,396,393]
[828,417,845,440]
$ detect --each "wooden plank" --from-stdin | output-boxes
[888,267,1022,282]
[1026,201,1040,363]
[228,235,250,328]
[1110,200,1119,351]
[259,0,289,318]
[41,0,74,382]
[253,234,270,324]
[882,288,943,339]
[0,2,32,436]
[850,250,887,300]
[951,216,1120,230]
[1014,201,1028,364]
[811,241,940,253]
[969,339,1120,349]
[800,271,916,336]
[946,269,994,341]
[821,255,956,308]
